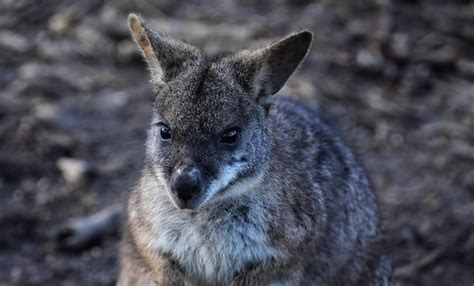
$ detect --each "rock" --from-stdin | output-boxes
[53,204,122,251]
[390,33,409,60]
[456,59,474,78]
[419,45,460,66]
[117,40,140,63]
[0,30,31,53]
[33,103,60,121]
[56,158,95,187]
[74,24,115,58]
[356,47,384,72]
[48,8,75,33]
[35,34,83,61]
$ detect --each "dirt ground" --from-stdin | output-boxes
[0,0,473,285]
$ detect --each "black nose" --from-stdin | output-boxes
[170,169,202,203]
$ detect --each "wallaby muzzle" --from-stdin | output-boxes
[169,165,203,209]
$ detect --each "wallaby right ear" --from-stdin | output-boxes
[232,31,312,103]
[128,14,201,87]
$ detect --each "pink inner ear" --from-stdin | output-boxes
[128,14,166,85]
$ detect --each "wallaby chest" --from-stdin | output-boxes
[130,189,281,283]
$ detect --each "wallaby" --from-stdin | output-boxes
[118,13,392,286]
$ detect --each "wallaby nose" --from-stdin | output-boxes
[170,168,202,204]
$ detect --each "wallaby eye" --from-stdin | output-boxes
[221,128,240,145]
[155,123,172,141]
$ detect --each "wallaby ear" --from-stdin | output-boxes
[128,14,201,86]
[234,31,312,101]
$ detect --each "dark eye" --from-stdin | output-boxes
[221,128,240,145]
[155,123,171,141]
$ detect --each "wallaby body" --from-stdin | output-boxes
[118,14,392,286]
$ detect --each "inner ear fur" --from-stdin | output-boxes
[232,31,313,101]
[128,13,202,85]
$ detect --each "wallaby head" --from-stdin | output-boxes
[128,14,312,209]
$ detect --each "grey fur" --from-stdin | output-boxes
[118,13,392,286]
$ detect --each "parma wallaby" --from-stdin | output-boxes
[118,13,392,286]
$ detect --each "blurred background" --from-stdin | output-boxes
[0,0,473,285]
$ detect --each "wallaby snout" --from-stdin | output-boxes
[169,166,203,209]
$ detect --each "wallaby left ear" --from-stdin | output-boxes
[234,31,312,100]
[128,13,202,88]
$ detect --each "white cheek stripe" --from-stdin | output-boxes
[216,171,264,203]
[201,164,244,205]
